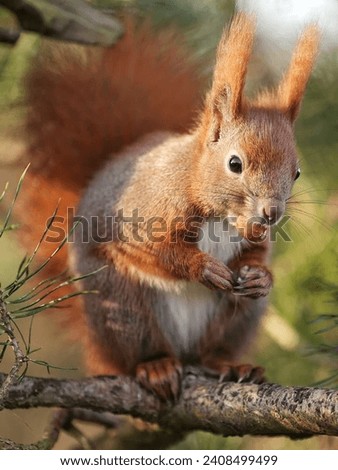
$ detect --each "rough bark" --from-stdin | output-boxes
[1,368,337,438]
[0,0,123,46]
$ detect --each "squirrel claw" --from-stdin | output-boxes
[202,355,265,384]
[136,357,183,402]
[218,363,265,384]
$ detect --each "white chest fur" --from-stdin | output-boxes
[197,217,242,264]
[158,218,243,355]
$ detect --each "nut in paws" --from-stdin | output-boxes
[234,265,273,298]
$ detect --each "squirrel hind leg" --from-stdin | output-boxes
[197,294,268,384]
[201,355,265,385]
[84,335,127,377]
[136,356,183,402]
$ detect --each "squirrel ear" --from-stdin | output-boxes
[276,25,320,122]
[206,13,255,137]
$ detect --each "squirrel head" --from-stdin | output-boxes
[193,13,320,242]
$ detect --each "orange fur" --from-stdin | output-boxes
[18,20,203,275]
[277,24,320,120]
[17,20,203,348]
[255,24,320,120]
[198,13,255,146]
[212,13,255,118]
[16,14,320,397]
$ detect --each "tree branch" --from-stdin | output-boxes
[0,27,21,44]
[0,0,123,46]
[1,368,337,438]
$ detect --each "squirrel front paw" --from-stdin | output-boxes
[136,356,183,402]
[233,265,273,298]
[192,254,233,291]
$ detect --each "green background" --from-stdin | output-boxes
[0,0,337,450]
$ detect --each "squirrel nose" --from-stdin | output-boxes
[263,205,278,225]
[260,200,284,225]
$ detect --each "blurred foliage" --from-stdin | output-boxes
[267,58,338,389]
[0,0,337,451]
[93,0,235,70]
[0,11,38,134]
[296,58,338,188]
[0,171,103,382]
[310,282,338,387]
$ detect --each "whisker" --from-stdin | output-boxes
[287,207,333,232]
[204,189,244,198]
[287,200,336,206]
[288,188,336,200]
[287,215,312,237]
[203,190,248,203]
[289,222,306,239]
[242,182,256,202]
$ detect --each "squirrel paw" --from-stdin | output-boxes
[136,357,183,402]
[217,363,265,384]
[204,362,265,384]
[202,355,265,384]
[200,257,233,291]
[233,265,273,298]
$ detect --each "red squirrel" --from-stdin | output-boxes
[20,14,319,401]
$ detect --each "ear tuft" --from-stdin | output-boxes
[200,12,255,143]
[212,13,255,120]
[277,24,320,122]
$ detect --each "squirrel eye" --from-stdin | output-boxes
[228,155,243,174]
[294,168,301,180]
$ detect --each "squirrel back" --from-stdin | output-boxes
[20,20,203,271]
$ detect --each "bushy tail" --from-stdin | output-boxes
[19,20,203,273]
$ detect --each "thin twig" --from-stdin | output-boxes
[0,409,70,449]
[0,292,28,405]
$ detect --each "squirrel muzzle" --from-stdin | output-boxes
[235,198,285,242]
